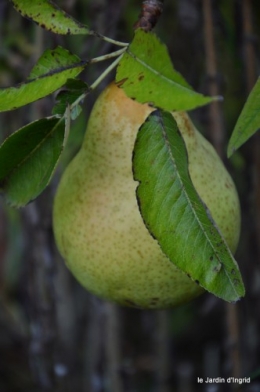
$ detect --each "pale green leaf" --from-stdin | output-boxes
[0,47,86,112]
[11,0,89,35]
[116,30,217,111]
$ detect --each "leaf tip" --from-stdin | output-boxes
[227,144,236,158]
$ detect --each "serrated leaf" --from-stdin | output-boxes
[116,30,217,111]
[227,77,260,157]
[52,78,88,118]
[0,117,66,207]
[11,0,89,35]
[0,47,86,112]
[133,110,245,303]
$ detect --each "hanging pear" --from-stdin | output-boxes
[53,82,241,309]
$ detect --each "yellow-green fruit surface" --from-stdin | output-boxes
[53,82,241,309]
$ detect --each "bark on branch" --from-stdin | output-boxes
[134,0,164,31]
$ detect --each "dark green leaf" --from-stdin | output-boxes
[227,77,260,157]
[0,117,66,207]
[11,0,89,35]
[133,110,245,302]
[116,30,217,111]
[0,47,86,112]
[52,78,88,119]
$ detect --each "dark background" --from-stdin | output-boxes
[0,0,260,391]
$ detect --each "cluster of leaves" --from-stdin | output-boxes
[1,0,259,303]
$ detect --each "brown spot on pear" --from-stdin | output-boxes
[53,83,241,309]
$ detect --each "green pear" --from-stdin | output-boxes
[53,82,241,309]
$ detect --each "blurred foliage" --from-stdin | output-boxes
[0,1,260,392]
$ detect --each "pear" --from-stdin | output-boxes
[53,82,241,309]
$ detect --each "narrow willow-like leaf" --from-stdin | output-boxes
[0,117,65,207]
[116,30,217,111]
[227,77,260,157]
[0,47,86,112]
[133,110,245,302]
[11,0,89,35]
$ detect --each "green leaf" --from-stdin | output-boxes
[116,30,217,111]
[11,0,89,35]
[227,77,260,157]
[52,78,88,119]
[133,110,245,303]
[0,47,86,112]
[0,117,66,207]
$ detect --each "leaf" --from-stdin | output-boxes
[133,110,245,303]
[0,47,86,112]
[227,77,260,157]
[116,29,217,111]
[11,0,89,35]
[52,78,88,119]
[0,117,66,207]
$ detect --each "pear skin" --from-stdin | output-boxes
[53,83,241,309]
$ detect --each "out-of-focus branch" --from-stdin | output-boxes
[225,303,241,381]
[23,23,59,392]
[105,302,124,392]
[241,3,260,376]
[134,0,164,31]
[23,198,57,391]
[83,298,105,392]
[155,311,170,392]
[242,0,256,93]
[202,0,224,157]
[242,0,260,266]
[202,0,242,384]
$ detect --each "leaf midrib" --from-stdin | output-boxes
[157,115,240,296]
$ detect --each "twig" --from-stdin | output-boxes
[64,51,124,118]
[134,0,164,31]
[89,53,125,90]
[90,31,128,47]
